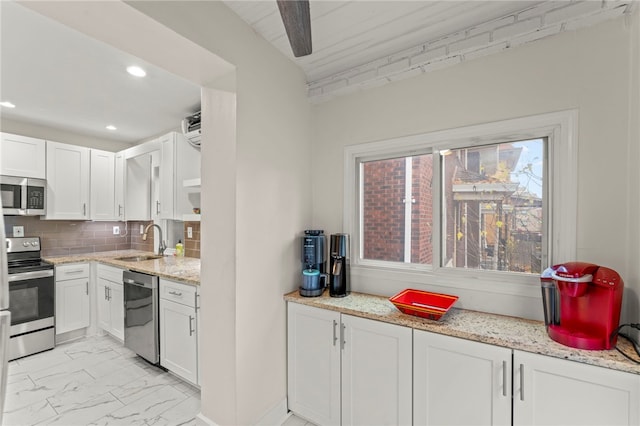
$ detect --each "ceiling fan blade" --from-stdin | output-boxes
[277,0,312,57]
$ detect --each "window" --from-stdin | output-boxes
[345,111,577,294]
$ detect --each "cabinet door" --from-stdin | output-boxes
[125,152,152,220]
[90,149,116,220]
[109,282,124,341]
[46,141,90,219]
[287,303,341,426]
[160,298,198,384]
[341,314,412,426]
[413,330,511,426]
[115,152,125,220]
[96,277,111,333]
[513,350,640,425]
[55,278,90,335]
[159,133,175,219]
[0,133,46,178]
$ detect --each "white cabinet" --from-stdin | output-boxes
[90,149,116,220]
[96,264,124,341]
[513,350,640,426]
[123,139,160,221]
[413,330,511,426]
[341,314,412,426]
[288,303,341,426]
[115,152,125,220]
[45,141,90,219]
[0,132,46,178]
[287,303,411,426]
[159,132,201,220]
[55,263,90,335]
[159,278,199,384]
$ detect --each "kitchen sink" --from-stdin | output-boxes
[115,255,163,262]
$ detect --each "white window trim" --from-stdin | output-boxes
[343,110,578,298]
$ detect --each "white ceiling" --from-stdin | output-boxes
[0,1,201,144]
[223,0,546,82]
[0,1,620,145]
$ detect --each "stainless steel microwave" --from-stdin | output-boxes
[1,176,46,215]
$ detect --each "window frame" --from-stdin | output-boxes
[343,110,577,296]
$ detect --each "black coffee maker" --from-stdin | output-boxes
[300,230,327,297]
[329,233,349,297]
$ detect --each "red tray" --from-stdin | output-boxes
[389,289,458,320]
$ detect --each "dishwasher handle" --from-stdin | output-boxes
[123,278,155,289]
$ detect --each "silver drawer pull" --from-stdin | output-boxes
[169,291,183,296]
[65,269,85,274]
[189,315,194,336]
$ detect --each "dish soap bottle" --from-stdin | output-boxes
[176,240,184,257]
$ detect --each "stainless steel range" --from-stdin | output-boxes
[6,237,55,360]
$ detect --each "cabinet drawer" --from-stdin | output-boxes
[160,279,197,307]
[97,264,123,283]
[56,263,90,281]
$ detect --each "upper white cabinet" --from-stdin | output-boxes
[287,303,412,426]
[513,350,640,426]
[0,132,46,178]
[45,141,90,220]
[413,330,511,426]
[114,152,125,220]
[123,139,160,221]
[90,149,116,220]
[159,132,200,220]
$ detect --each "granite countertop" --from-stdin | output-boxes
[285,290,640,376]
[44,250,200,286]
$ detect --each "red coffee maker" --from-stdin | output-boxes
[541,262,623,350]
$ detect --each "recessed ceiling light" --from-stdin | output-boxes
[126,66,146,77]
[0,101,16,108]
[106,125,117,131]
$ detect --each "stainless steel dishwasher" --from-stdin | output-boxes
[123,270,159,364]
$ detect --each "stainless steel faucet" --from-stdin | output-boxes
[142,223,167,255]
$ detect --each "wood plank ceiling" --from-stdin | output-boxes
[223,0,546,83]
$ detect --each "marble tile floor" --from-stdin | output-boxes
[281,415,316,426]
[3,334,202,426]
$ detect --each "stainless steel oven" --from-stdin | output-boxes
[1,175,46,216]
[6,237,55,360]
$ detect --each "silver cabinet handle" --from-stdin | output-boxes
[118,204,123,217]
[85,281,88,295]
[107,286,111,301]
[156,201,160,215]
[195,293,200,311]
[519,364,525,401]
[341,323,346,350]
[169,291,182,296]
[502,360,507,397]
[189,315,195,336]
[104,286,108,300]
[65,269,85,275]
[332,320,338,346]
[83,203,86,216]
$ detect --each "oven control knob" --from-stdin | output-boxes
[31,242,37,247]
[22,242,29,247]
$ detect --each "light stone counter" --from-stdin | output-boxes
[285,290,640,376]
[44,250,200,286]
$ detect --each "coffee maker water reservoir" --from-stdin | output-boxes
[300,230,327,297]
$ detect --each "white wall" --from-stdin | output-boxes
[312,14,640,323]
[121,2,312,424]
[0,117,133,152]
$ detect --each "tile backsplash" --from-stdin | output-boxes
[3,216,131,257]
[2,216,201,258]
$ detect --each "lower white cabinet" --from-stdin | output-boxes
[287,303,412,426]
[55,263,90,335]
[159,278,199,385]
[413,330,511,426]
[513,350,640,426]
[96,264,124,340]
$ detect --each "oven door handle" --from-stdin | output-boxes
[8,269,54,282]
